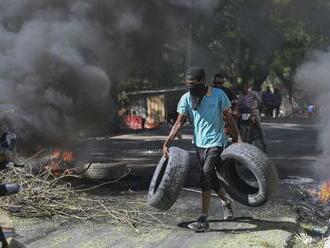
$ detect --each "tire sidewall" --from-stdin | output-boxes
[220,143,277,207]
[148,147,190,211]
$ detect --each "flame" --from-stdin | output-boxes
[62,152,73,162]
[52,150,61,159]
[51,151,73,162]
[319,181,330,203]
[45,150,75,177]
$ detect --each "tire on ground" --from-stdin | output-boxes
[148,146,190,211]
[219,143,279,207]
[82,161,128,180]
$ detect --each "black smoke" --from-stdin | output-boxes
[0,0,210,150]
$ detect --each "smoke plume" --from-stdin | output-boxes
[0,0,215,150]
[295,50,330,177]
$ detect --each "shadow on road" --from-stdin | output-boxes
[177,217,296,233]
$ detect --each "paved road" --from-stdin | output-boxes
[13,120,319,247]
[73,119,320,186]
[264,120,320,180]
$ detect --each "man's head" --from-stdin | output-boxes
[213,72,225,89]
[185,66,206,84]
[185,67,207,98]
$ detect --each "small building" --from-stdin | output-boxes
[121,86,186,130]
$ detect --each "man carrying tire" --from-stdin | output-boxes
[163,67,242,232]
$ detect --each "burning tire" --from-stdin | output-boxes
[148,146,190,211]
[82,161,128,181]
[219,143,279,207]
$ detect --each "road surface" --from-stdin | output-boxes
[13,119,320,247]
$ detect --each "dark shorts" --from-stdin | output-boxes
[195,146,224,192]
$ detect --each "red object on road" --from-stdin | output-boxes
[123,115,143,130]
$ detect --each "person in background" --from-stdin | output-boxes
[212,71,236,101]
[273,88,282,118]
[163,67,242,232]
[262,86,274,118]
[238,84,262,116]
[238,83,267,152]
[212,71,240,134]
[307,104,315,120]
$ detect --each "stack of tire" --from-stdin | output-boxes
[148,143,279,211]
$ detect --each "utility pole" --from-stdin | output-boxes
[186,0,193,70]
[234,22,241,87]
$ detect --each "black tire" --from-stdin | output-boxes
[250,128,266,153]
[0,184,20,196]
[0,150,15,163]
[241,126,251,143]
[148,146,190,211]
[24,159,46,175]
[234,161,259,188]
[219,143,279,207]
[82,162,128,180]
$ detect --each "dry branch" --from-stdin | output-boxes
[0,167,171,232]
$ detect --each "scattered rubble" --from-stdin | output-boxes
[0,149,171,233]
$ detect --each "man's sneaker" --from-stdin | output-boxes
[188,215,209,232]
[222,199,234,220]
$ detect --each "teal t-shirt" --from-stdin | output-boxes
[177,87,231,148]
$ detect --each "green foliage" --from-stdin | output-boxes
[118,0,330,95]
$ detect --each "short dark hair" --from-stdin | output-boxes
[185,67,205,82]
[213,71,225,82]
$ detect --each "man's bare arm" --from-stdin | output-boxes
[224,109,242,143]
[163,114,187,156]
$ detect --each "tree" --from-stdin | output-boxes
[271,0,330,101]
